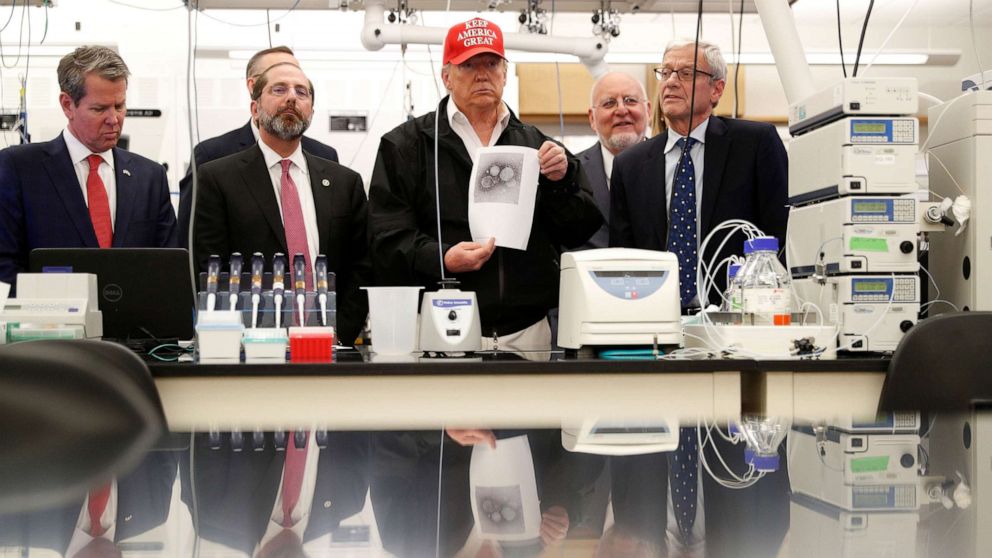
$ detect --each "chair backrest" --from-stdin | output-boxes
[0,339,166,513]
[878,311,992,412]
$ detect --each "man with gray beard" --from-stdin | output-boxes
[576,72,650,250]
[192,62,370,344]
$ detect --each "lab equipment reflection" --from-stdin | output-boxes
[0,413,987,557]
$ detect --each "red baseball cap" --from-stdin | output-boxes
[443,18,505,65]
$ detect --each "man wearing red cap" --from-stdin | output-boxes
[368,18,602,351]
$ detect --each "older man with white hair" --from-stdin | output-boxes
[578,71,651,249]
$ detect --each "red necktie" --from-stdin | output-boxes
[279,160,312,292]
[86,154,113,248]
[87,483,111,537]
[280,431,309,527]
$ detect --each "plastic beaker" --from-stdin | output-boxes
[361,286,423,354]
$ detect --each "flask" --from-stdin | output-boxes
[720,252,749,312]
[739,237,792,325]
[733,415,790,472]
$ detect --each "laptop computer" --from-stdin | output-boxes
[29,248,195,343]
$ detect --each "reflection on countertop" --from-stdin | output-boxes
[1,411,987,558]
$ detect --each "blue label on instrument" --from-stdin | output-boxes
[432,298,472,308]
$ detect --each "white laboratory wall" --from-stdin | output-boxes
[0,1,987,193]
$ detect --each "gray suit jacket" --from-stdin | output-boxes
[576,142,610,250]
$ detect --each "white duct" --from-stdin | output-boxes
[754,0,816,105]
[360,0,609,77]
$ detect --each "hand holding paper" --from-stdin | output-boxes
[538,141,568,182]
[444,238,496,273]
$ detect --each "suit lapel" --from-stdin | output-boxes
[306,152,335,254]
[111,148,134,246]
[583,145,610,218]
[44,135,98,247]
[240,146,288,251]
[701,116,729,238]
[649,131,669,249]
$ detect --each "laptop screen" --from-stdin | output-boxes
[29,248,195,342]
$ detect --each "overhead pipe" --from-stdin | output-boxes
[360,0,609,77]
[754,0,816,105]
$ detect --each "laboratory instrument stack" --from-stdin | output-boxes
[785,78,923,352]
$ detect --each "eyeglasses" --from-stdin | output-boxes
[597,96,646,110]
[654,67,714,82]
[266,84,312,100]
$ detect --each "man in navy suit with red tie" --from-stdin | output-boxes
[0,45,178,292]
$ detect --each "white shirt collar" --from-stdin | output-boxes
[664,118,709,155]
[599,143,616,182]
[250,118,261,142]
[258,138,305,171]
[63,127,115,168]
[446,97,511,130]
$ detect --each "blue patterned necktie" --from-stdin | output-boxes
[669,426,699,544]
[667,136,699,307]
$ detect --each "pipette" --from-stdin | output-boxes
[315,255,328,327]
[250,252,264,328]
[228,252,242,312]
[206,255,221,312]
[272,253,286,329]
[293,253,307,327]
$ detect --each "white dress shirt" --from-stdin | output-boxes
[446,98,511,160]
[258,140,320,284]
[65,480,119,556]
[255,432,322,552]
[64,127,117,229]
[600,143,616,184]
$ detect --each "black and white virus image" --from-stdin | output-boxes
[475,485,526,534]
[474,153,524,205]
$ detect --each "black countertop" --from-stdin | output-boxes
[148,349,890,377]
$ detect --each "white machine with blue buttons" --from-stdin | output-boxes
[793,275,920,352]
[789,423,923,512]
[557,248,681,349]
[788,116,919,205]
[420,287,482,353]
[787,196,919,278]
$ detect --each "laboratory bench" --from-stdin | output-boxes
[147,351,890,431]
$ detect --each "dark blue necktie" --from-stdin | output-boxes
[667,136,698,307]
[669,426,699,544]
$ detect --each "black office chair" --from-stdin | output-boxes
[878,312,992,412]
[0,339,167,513]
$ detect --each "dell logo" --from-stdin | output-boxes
[103,284,123,302]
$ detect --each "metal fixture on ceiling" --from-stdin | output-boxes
[517,0,548,35]
[591,0,621,39]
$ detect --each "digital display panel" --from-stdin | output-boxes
[854,493,890,508]
[853,122,887,134]
[593,271,665,278]
[854,281,889,292]
[854,201,888,213]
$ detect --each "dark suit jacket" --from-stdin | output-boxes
[0,450,179,554]
[192,145,369,344]
[177,122,338,248]
[181,431,370,555]
[609,116,788,295]
[575,142,611,251]
[0,133,178,291]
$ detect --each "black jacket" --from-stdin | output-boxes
[368,96,603,337]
